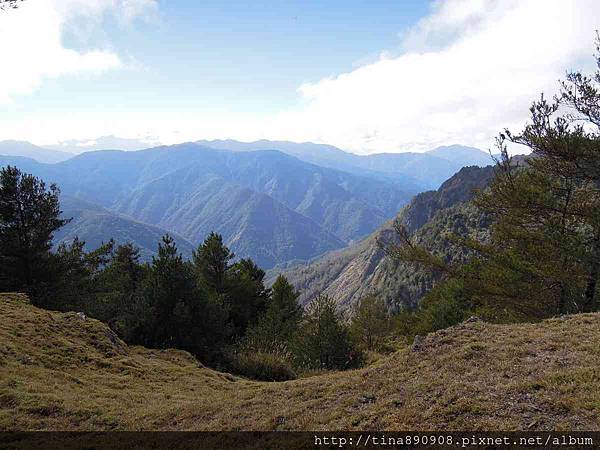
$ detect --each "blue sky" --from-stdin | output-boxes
[0,0,598,153]
[42,1,428,114]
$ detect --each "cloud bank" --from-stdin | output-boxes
[269,0,600,153]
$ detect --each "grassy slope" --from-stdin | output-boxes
[1,293,599,431]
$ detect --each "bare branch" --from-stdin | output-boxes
[0,0,24,11]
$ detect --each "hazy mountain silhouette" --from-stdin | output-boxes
[197,139,494,190]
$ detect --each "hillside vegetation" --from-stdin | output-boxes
[277,165,495,311]
[1,293,598,431]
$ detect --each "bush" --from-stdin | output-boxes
[392,279,472,340]
[227,350,296,381]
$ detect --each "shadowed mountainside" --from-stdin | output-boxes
[55,196,196,261]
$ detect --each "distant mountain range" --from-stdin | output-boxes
[0,139,495,268]
[46,135,161,154]
[197,140,494,190]
[0,140,73,164]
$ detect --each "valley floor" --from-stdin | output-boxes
[0,293,598,431]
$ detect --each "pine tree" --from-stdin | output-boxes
[0,166,70,303]
[193,232,233,294]
[227,258,269,336]
[96,243,148,336]
[292,294,360,370]
[349,295,392,351]
[51,237,114,312]
[145,235,197,347]
[246,275,302,351]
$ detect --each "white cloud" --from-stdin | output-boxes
[261,0,600,153]
[1,0,598,154]
[0,0,156,104]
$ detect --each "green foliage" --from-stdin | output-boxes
[349,295,392,351]
[226,258,269,337]
[50,237,114,312]
[138,235,231,363]
[245,275,302,352]
[0,166,69,304]
[193,232,233,294]
[391,279,471,339]
[291,295,362,370]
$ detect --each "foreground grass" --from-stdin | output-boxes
[1,293,599,431]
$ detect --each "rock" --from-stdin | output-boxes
[464,316,482,324]
[411,335,424,352]
[359,394,376,404]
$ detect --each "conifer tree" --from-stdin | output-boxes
[193,232,233,294]
[349,295,392,351]
[51,237,114,312]
[145,235,197,347]
[227,258,269,336]
[0,166,69,303]
[292,294,360,370]
[246,275,302,351]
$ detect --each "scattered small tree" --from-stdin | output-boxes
[349,294,392,351]
[292,294,361,370]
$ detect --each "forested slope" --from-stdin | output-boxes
[277,165,496,310]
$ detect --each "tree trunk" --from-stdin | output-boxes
[583,232,600,312]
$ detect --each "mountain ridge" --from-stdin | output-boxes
[0,141,495,268]
[0,144,409,267]
[197,139,494,190]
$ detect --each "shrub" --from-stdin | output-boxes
[227,350,296,381]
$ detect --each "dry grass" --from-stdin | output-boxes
[1,293,599,431]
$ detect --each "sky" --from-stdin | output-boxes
[0,0,599,154]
